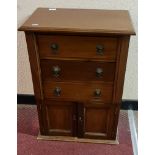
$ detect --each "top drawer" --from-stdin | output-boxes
[36,35,118,61]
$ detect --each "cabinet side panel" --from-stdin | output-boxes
[113,36,130,104]
[25,32,44,134]
[25,32,43,99]
[112,36,130,139]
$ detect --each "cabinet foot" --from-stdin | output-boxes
[37,132,119,144]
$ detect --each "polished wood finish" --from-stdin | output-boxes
[42,100,77,136]
[25,32,43,100]
[81,103,115,139]
[41,59,116,82]
[19,8,135,142]
[25,32,45,134]
[113,36,130,104]
[43,81,113,103]
[37,35,117,61]
[111,36,130,138]
[37,134,119,144]
[18,8,135,35]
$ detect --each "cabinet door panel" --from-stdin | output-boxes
[43,100,77,136]
[78,103,114,139]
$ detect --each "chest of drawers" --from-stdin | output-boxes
[19,8,135,143]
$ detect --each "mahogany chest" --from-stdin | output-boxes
[19,8,135,143]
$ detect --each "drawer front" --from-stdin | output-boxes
[36,35,118,61]
[41,60,116,82]
[43,81,113,103]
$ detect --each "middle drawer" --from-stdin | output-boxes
[40,60,116,82]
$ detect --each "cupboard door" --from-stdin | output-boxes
[78,103,114,139]
[43,100,77,136]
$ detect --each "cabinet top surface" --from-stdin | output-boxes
[18,8,135,35]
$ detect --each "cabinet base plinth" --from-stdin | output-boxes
[37,133,119,144]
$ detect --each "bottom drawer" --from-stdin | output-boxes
[43,81,113,103]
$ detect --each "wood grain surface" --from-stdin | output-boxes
[37,34,118,60]
[42,81,113,103]
[19,8,135,141]
[18,8,135,35]
[40,59,116,82]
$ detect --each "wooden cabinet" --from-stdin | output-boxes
[18,8,135,143]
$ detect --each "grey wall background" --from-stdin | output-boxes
[17,0,138,100]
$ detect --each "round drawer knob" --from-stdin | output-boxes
[51,43,59,54]
[79,117,83,122]
[52,66,61,77]
[96,45,104,55]
[54,87,61,96]
[94,89,101,97]
[96,68,103,77]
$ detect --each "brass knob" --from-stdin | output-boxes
[52,66,61,77]
[96,45,104,55]
[94,89,101,97]
[51,43,59,54]
[54,87,61,96]
[79,117,83,122]
[96,68,103,77]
